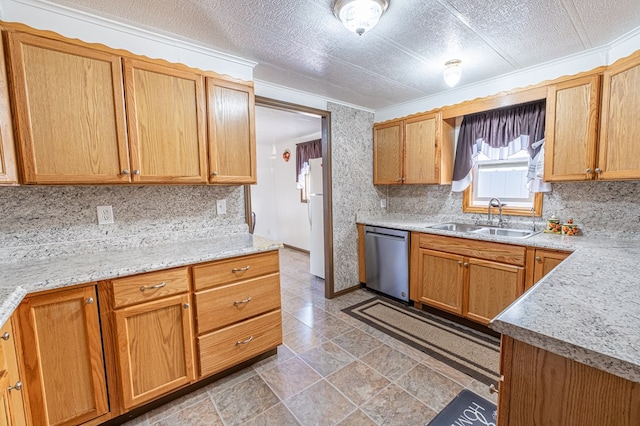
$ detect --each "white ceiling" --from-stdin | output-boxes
[45,0,640,110]
[255,106,321,146]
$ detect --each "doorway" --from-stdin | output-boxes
[245,97,334,298]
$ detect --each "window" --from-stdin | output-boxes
[463,150,543,216]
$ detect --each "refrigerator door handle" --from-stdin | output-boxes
[307,197,312,229]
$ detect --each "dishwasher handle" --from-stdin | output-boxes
[365,226,408,241]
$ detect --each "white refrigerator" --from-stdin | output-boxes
[308,158,325,279]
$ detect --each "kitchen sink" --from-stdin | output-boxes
[429,223,484,232]
[472,227,539,238]
[429,222,540,238]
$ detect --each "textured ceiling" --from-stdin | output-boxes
[45,0,640,110]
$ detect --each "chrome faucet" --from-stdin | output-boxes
[488,198,504,227]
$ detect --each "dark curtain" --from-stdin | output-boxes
[296,139,322,179]
[452,100,546,184]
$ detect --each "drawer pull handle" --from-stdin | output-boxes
[1,332,9,341]
[233,296,252,306]
[236,336,254,346]
[232,266,251,273]
[140,282,167,292]
[8,381,22,392]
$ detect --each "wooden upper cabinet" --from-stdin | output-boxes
[6,32,130,184]
[0,34,18,185]
[373,120,403,184]
[598,53,640,180]
[373,112,452,185]
[17,286,109,426]
[124,59,208,183]
[545,74,600,181]
[206,78,256,184]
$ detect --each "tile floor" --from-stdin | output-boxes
[123,247,497,426]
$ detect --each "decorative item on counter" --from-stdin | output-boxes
[544,215,561,234]
[562,218,579,236]
[282,149,291,162]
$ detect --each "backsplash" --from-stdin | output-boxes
[0,185,247,263]
[384,180,640,238]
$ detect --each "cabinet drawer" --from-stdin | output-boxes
[197,309,282,378]
[193,251,279,291]
[195,273,280,334]
[111,267,189,308]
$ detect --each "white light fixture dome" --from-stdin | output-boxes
[334,0,389,36]
[443,59,462,87]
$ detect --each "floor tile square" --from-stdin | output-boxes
[332,328,383,358]
[244,402,301,426]
[299,341,355,376]
[327,361,390,406]
[259,356,322,399]
[396,364,464,412]
[285,380,356,426]
[336,409,377,426]
[360,384,436,425]
[360,343,419,380]
[151,398,223,426]
[282,323,328,354]
[210,375,279,426]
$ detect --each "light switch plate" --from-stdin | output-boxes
[97,205,114,224]
[216,199,227,215]
[380,199,387,208]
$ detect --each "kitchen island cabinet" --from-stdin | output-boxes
[497,336,640,426]
[16,285,109,426]
[525,248,571,291]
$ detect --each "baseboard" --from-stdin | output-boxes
[283,244,309,254]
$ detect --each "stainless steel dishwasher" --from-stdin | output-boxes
[364,226,409,302]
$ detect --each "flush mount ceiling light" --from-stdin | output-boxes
[334,0,389,36]
[443,59,463,87]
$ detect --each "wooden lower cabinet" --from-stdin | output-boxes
[498,336,640,425]
[411,234,525,325]
[17,286,109,426]
[113,293,195,410]
[0,319,27,426]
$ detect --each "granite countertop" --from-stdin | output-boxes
[358,215,640,384]
[0,233,283,328]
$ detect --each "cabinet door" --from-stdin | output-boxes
[0,34,18,185]
[0,320,27,426]
[17,286,109,426]
[0,373,11,426]
[416,248,464,315]
[114,293,194,410]
[530,249,570,289]
[7,32,129,184]
[544,75,600,181]
[465,258,524,325]
[124,59,208,183]
[206,78,256,184]
[404,113,439,184]
[599,54,640,180]
[373,121,403,184]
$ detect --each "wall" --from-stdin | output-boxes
[251,139,315,250]
[328,102,385,293]
[383,181,640,239]
[0,185,247,263]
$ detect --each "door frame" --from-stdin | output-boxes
[245,96,335,298]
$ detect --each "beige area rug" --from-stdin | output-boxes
[342,297,500,385]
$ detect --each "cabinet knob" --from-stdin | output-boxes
[183,303,190,309]
[457,261,463,266]
[212,171,218,176]
[594,168,602,174]
[489,384,499,394]
[585,168,592,173]
[535,256,542,262]
[122,169,130,175]
[8,381,22,392]
[463,262,469,268]
[133,169,141,175]
[1,332,9,341]
[86,297,94,304]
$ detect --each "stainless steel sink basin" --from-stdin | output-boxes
[429,223,484,232]
[472,227,539,238]
[429,222,540,238]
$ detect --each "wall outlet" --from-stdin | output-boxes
[216,199,227,215]
[380,199,387,208]
[97,205,114,224]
